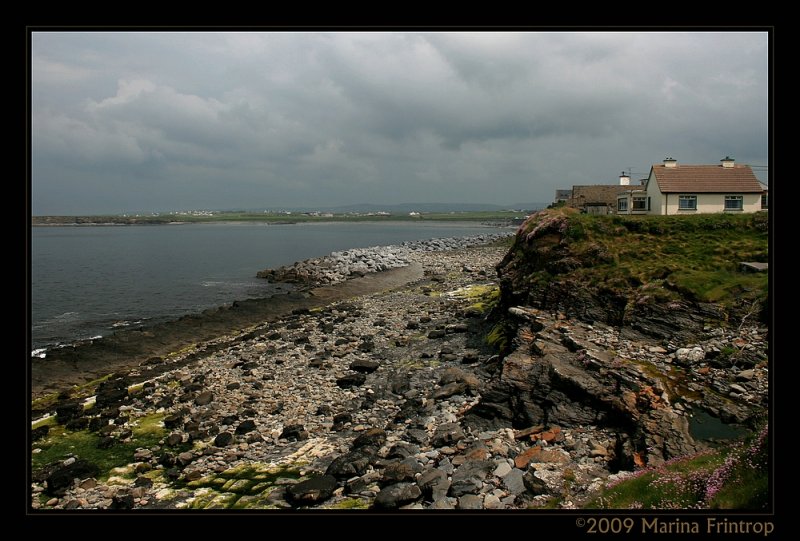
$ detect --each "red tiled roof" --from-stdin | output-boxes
[650,164,762,193]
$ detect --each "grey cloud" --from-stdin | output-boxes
[31,31,768,215]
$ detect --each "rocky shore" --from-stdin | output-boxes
[257,233,511,287]
[30,238,768,511]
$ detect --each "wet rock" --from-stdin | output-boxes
[176,451,194,467]
[134,476,153,488]
[430,382,469,400]
[446,323,469,334]
[286,475,338,506]
[88,417,107,432]
[194,391,214,406]
[110,492,134,510]
[325,447,378,480]
[95,379,128,409]
[503,468,526,495]
[336,373,367,389]
[55,400,82,425]
[350,359,380,374]
[390,375,411,396]
[97,436,115,449]
[165,433,183,447]
[316,405,332,415]
[417,468,448,500]
[373,483,422,509]
[449,460,493,496]
[235,420,257,435]
[214,432,234,447]
[430,497,455,509]
[382,458,423,484]
[405,428,429,445]
[221,414,238,426]
[45,459,100,495]
[523,471,548,495]
[387,442,420,460]
[31,425,51,442]
[280,424,309,441]
[332,413,353,430]
[352,428,386,450]
[163,414,183,429]
[431,423,465,448]
[427,330,446,339]
[457,494,483,509]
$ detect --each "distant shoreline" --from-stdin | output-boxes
[31,211,530,227]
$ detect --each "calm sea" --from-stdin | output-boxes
[31,221,502,352]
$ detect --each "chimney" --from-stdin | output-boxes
[721,156,735,168]
[663,157,677,168]
[619,171,631,186]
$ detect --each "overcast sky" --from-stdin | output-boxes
[31,31,768,215]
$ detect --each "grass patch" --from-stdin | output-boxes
[327,497,370,509]
[31,412,170,479]
[180,464,302,509]
[515,210,768,310]
[485,322,511,354]
[586,425,768,510]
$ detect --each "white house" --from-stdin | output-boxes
[617,157,764,215]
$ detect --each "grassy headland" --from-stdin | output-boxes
[506,208,768,312]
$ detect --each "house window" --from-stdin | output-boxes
[632,196,647,211]
[761,193,768,209]
[724,195,743,211]
[617,199,628,211]
[678,195,697,210]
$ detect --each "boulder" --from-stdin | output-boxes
[336,373,367,389]
[194,391,214,406]
[382,458,423,484]
[214,432,234,447]
[431,423,465,448]
[449,460,494,497]
[95,378,129,409]
[45,459,100,495]
[352,428,386,450]
[325,447,378,480]
[349,359,380,374]
[503,468,526,495]
[430,382,469,400]
[280,424,309,441]
[286,475,338,506]
[55,400,83,425]
[522,471,548,495]
[373,483,422,509]
[235,420,256,435]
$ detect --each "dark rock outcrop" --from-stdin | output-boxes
[45,459,100,495]
[286,475,338,506]
[336,373,367,389]
[373,482,422,509]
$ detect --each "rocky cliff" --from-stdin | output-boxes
[467,209,768,469]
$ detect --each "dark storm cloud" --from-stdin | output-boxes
[31,31,768,215]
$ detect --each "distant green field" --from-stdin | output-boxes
[32,210,529,225]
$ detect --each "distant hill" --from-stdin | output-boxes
[266,202,548,214]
